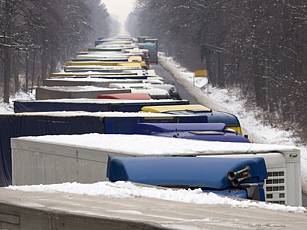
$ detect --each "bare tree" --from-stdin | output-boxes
[0,0,110,101]
[129,0,307,140]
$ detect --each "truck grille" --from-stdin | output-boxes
[264,169,286,204]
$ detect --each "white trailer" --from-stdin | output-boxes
[36,86,131,100]
[109,83,171,99]
[11,134,302,206]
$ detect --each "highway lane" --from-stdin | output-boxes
[1,188,307,230]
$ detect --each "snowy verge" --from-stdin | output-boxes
[159,52,307,194]
[7,181,305,213]
[0,91,35,113]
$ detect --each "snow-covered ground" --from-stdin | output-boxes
[0,91,35,113]
[159,52,307,194]
[7,181,305,213]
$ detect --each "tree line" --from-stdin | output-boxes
[128,0,307,141]
[0,0,110,102]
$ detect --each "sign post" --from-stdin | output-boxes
[193,69,208,87]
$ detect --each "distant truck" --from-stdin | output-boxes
[138,36,159,64]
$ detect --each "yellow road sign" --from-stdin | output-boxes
[194,69,208,78]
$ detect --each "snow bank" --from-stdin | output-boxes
[159,52,296,143]
[159,53,307,194]
[7,181,305,213]
[0,91,35,113]
[0,102,11,113]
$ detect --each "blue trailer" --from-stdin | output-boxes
[135,123,250,143]
[155,131,249,143]
[0,113,106,186]
[139,42,158,64]
[142,105,243,134]
[103,116,208,134]
[0,112,204,186]
[14,99,189,113]
[107,156,267,201]
[0,112,251,187]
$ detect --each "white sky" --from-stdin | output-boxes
[101,0,136,23]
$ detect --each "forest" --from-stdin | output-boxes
[128,0,307,141]
[0,0,110,103]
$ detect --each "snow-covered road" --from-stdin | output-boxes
[8,181,305,213]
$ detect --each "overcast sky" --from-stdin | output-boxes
[101,0,136,23]
[101,0,136,35]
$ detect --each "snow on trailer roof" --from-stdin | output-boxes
[37,86,122,92]
[13,98,189,113]
[109,83,169,88]
[18,134,299,157]
[64,61,144,67]
[97,93,152,100]
[89,46,138,51]
[109,83,166,90]
[77,52,145,58]
[43,78,147,87]
[45,78,143,83]
[69,57,142,62]
[51,71,144,76]
[45,77,163,83]
[0,111,176,117]
[142,104,212,113]
[35,86,132,100]
[124,48,149,53]
[42,79,164,89]
[95,44,137,49]
[109,86,170,99]
[15,98,185,104]
[51,74,149,80]
[49,74,148,80]
[50,69,156,77]
[98,37,136,42]
[109,83,175,93]
[99,40,134,44]
[130,88,170,98]
[64,65,143,70]
[74,57,132,62]
[80,51,146,56]
[64,66,144,72]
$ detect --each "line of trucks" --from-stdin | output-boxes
[0,36,302,207]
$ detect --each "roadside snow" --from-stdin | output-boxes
[0,102,11,113]
[159,52,307,194]
[0,91,35,113]
[7,181,305,213]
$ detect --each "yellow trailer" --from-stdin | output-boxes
[141,104,243,134]
[49,72,140,78]
[141,104,211,113]
[64,61,144,68]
